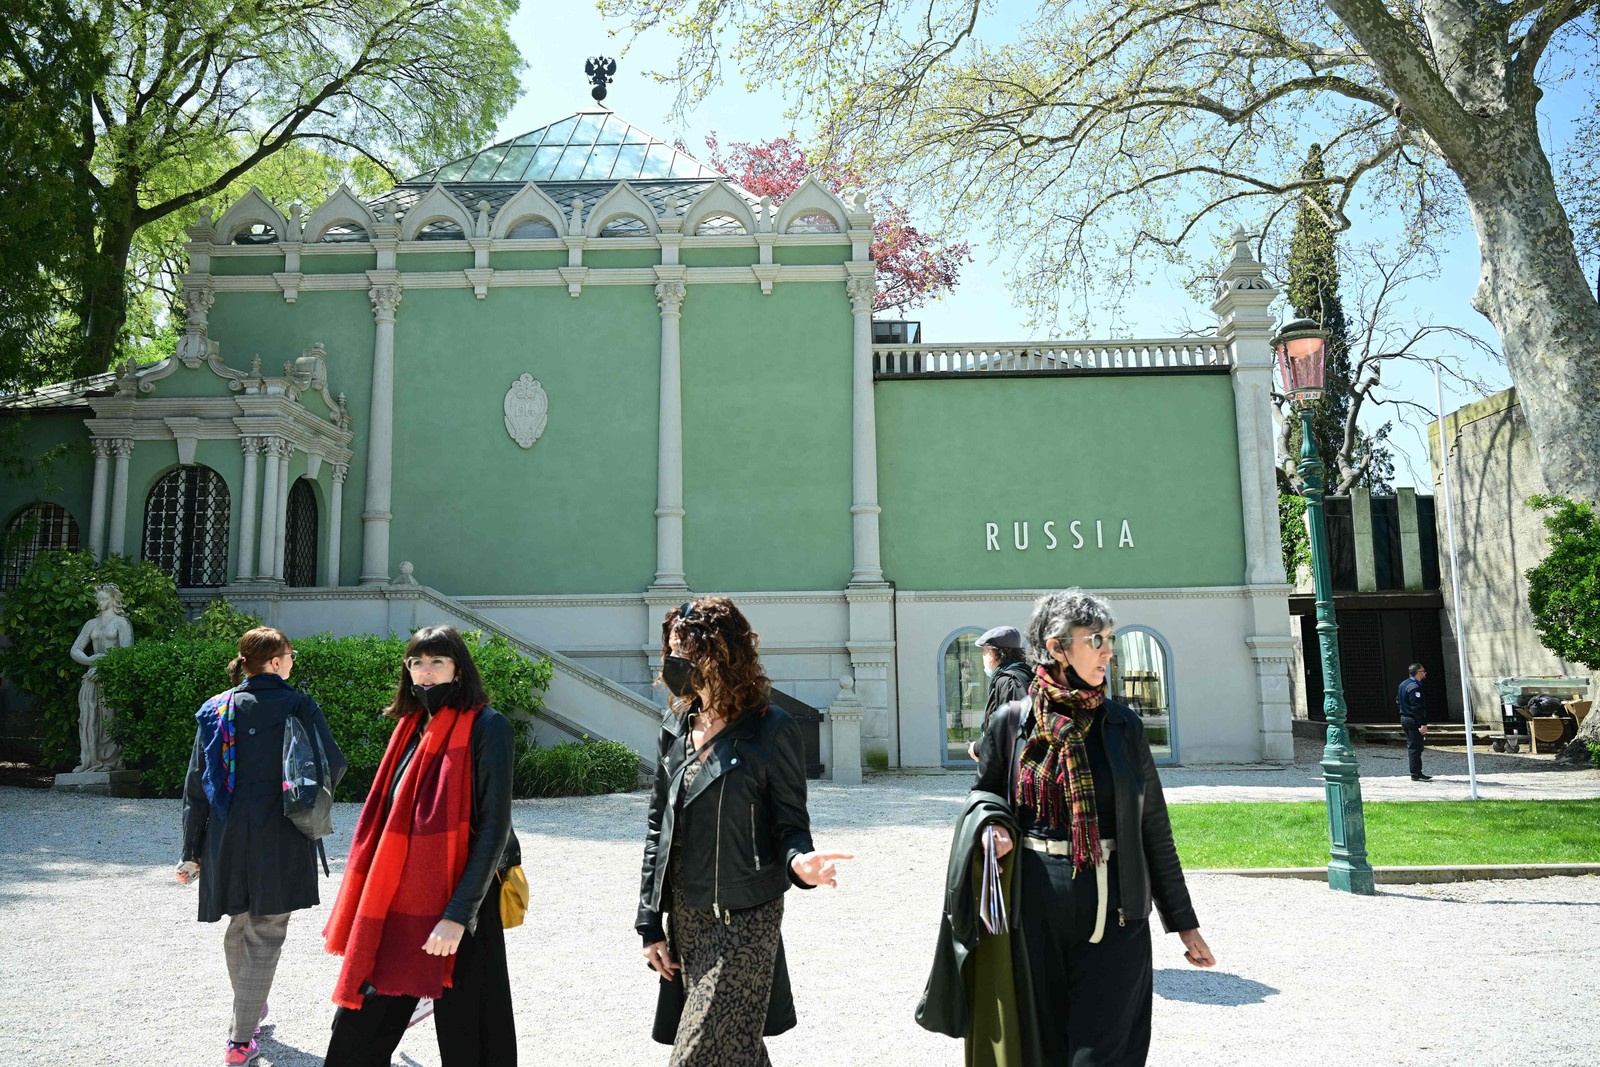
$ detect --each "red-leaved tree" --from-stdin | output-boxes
[704,134,970,313]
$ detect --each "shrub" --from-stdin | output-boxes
[98,628,551,799]
[0,551,184,766]
[864,748,890,772]
[1590,741,1600,771]
[186,598,264,641]
[1525,495,1600,670]
[514,737,640,797]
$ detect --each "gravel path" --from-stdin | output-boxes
[2,752,1596,1067]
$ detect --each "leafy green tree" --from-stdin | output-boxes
[0,0,522,381]
[1279,492,1311,585]
[1525,495,1600,670]
[605,0,1600,504]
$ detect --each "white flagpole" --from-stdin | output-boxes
[1434,360,1480,800]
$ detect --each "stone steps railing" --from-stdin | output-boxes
[873,339,1231,377]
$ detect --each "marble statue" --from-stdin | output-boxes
[69,582,136,773]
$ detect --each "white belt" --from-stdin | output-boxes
[1022,836,1117,943]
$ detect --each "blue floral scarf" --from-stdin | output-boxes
[197,688,239,818]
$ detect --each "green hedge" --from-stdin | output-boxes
[0,551,185,766]
[99,630,553,799]
[514,737,641,797]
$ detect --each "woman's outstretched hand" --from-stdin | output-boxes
[790,851,854,888]
[422,918,466,956]
[1179,929,1215,968]
[643,940,679,979]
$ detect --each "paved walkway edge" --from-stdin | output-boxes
[1192,863,1600,884]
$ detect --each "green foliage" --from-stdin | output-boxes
[513,737,641,798]
[97,628,551,798]
[0,551,183,765]
[1279,492,1311,583]
[1590,741,1600,770]
[186,598,264,641]
[1525,495,1600,669]
[864,748,889,772]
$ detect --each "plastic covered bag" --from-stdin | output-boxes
[283,709,333,840]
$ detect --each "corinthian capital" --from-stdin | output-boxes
[655,280,687,316]
[368,284,403,319]
[846,275,875,314]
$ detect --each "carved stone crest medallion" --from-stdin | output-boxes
[503,373,549,449]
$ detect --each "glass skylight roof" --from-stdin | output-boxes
[407,110,721,185]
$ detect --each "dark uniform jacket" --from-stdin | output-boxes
[637,703,815,1042]
[974,697,1198,934]
[982,661,1033,731]
[1397,677,1426,724]
[181,673,344,923]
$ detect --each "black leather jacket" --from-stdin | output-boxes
[975,697,1198,933]
[387,705,520,934]
[636,703,815,944]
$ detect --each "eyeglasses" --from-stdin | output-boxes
[278,648,297,660]
[405,656,454,672]
[1073,633,1116,651]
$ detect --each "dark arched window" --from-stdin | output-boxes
[284,478,318,587]
[2,502,80,588]
[143,466,230,587]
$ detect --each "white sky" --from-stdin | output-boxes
[491,6,1594,490]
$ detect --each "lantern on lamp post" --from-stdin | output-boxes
[1274,318,1376,896]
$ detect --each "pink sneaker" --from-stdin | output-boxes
[224,1039,258,1065]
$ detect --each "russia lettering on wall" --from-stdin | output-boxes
[984,520,1135,551]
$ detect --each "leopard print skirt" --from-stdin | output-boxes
[666,857,785,1066]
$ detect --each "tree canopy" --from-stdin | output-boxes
[0,0,523,383]
[604,0,1600,501]
[1526,494,1600,671]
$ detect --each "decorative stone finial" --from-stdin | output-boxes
[393,561,418,586]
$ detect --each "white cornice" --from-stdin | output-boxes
[894,585,1289,603]
[206,265,850,294]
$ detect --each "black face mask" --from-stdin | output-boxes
[662,655,696,698]
[411,681,459,714]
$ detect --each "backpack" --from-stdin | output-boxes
[282,695,337,872]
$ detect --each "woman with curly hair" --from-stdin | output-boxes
[637,596,852,1065]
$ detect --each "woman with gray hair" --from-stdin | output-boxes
[973,588,1213,1065]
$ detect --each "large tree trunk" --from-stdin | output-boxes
[77,190,138,379]
[1462,119,1600,505]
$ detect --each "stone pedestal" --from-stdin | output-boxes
[826,676,865,785]
[53,770,140,798]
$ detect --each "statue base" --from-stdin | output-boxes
[52,770,140,798]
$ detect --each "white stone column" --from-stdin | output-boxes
[257,437,283,583]
[1213,228,1294,762]
[87,439,110,559]
[651,275,688,590]
[236,436,261,580]
[1213,228,1284,587]
[361,281,401,584]
[846,272,885,585]
[327,462,347,587]
[272,445,292,581]
[106,439,133,557]
[825,676,865,785]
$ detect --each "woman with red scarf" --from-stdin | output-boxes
[974,589,1214,1066]
[323,625,520,1067]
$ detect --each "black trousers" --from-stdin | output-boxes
[1019,847,1152,1067]
[324,892,516,1067]
[1401,716,1426,776]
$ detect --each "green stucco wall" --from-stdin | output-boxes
[301,253,376,274]
[876,373,1247,590]
[397,252,474,272]
[584,249,661,269]
[680,284,854,591]
[775,245,850,265]
[493,251,568,270]
[385,285,661,594]
[0,413,95,547]
[680,248,760,268]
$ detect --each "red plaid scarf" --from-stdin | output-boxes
[324,704,477,1009]
[1014,665,1105,871]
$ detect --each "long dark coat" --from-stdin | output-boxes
[181,673,344,923]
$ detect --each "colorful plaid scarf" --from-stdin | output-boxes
[1014,665,1105,871]
[324,704,478,1009]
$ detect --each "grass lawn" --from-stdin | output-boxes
[1168,799,1600,868]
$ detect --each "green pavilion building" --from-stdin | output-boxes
[0,108,1296,776]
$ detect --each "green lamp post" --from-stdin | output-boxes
[1274,319,1376,896]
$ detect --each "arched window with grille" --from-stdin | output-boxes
[1110,626,1178,764]
[143,466,230,587]
[283,478,319,587]
[2,503,80,588]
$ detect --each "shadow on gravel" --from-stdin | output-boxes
[1154,969,1278,1006]
[257,1030,322,1066]
[1383,890,1600,908]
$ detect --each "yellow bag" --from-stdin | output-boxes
[498,865,529,929]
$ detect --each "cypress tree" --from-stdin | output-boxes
[1285,143,1354,481]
